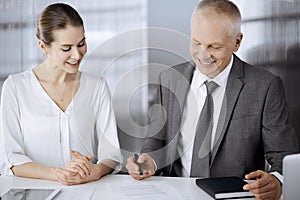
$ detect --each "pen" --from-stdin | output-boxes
[133,153,144,177]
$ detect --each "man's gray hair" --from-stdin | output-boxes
[192,0,242,38]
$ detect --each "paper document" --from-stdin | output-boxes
[107,181,186,200]
[50,187,95,200]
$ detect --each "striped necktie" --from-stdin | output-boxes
[190,80,218,178]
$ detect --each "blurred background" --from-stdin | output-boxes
[0,0,299,171]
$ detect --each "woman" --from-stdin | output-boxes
[0,3,122,185]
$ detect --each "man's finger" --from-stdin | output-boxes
[245,170,263,180]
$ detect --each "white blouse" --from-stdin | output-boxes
[0,70,122,175]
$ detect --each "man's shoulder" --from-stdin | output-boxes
[159,61,195,80]
[235,56,279,81]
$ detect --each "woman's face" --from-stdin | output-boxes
[45,25,87,73]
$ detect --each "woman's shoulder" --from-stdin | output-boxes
[4,70,33,85]
[80,72,110,98]
[80,71,108,86]
[1,70,33,94]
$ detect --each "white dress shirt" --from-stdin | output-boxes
[0,70,122,175]
[179,55,233,177]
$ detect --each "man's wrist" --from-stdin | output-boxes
[270,171,283,184]
[151,158,158,171]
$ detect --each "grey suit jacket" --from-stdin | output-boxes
[142,54,299,178]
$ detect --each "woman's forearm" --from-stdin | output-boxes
[93,159,118,180]
[11,159,118,185]
[11,162,56,181]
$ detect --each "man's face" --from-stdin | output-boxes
[190,13,242,78]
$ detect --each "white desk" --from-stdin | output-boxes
[0,174,255,200]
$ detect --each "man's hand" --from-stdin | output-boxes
[126,153,155,180]
[243,170,282,200]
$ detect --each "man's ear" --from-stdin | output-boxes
[233,33,243,52]
[38,40,48,55]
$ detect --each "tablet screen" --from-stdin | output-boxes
[0,189,60,200]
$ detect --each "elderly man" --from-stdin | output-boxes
[126,0,299,199]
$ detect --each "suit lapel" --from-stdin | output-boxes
[210,55,245,165]
[168,63,194,174]
[170,62,195,134]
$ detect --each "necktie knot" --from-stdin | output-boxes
[205,81,218,95]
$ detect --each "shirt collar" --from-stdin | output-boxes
[194,54,234,88]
